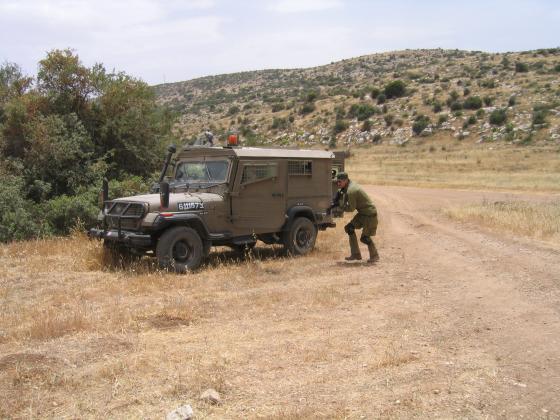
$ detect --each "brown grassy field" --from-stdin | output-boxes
[346,140,560,192]
[2,142,560,418]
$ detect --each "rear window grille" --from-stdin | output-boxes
[288,160,312,176]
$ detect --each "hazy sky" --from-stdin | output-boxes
[1,0,559,85]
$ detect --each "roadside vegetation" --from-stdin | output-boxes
[0,50,176,242]
[445,200,560,244]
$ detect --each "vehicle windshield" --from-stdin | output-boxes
[175,160,229,183]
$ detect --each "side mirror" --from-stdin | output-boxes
[160,181,170,209]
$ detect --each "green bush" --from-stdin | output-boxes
[463,96,483,110]
[348,103,377,121]
[432,101,443,113]
[299,102,316,115]
[0,174,46,242]
[333,119,349,134]
[489,109,507,125]
[508,96,517,107]
[376,93,386,104]
[384,80,406,99]
[515,62,529,73]
[483,96,494,106]
[412,115,430,135]
[532,110,547,126]
[384,114,394,126]
[44,192,98,235]
[271,116,289,130]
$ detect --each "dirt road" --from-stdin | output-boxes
[1,186,559,418]
[357,185,560,418]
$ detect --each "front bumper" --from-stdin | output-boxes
[88,228,153,248]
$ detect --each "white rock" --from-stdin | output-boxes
[167,404,194,420]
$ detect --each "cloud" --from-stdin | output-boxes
[267,0,343,13]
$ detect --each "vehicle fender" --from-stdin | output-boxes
[155,213,210,239]
[283,206,316,232]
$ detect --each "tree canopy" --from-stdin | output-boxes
[0,49,177,241]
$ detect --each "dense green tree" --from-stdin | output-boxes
[0,49,177,242]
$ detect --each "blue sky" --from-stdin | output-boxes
[1,0,559,85]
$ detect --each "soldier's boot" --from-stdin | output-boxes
[360,235,379,263]
[345,232,362,261]
[367,242,379,263]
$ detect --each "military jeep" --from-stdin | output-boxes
[89,144,344,272]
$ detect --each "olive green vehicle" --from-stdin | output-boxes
[89,144,344,272]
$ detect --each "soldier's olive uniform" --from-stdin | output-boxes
[338,180,379,262]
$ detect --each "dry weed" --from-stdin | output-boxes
[445,199,560,244]
[347,142,560,191]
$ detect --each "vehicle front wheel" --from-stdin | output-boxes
[283,217,317,256]
[156,226,204,273]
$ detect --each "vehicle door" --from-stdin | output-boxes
[230,160,286,233]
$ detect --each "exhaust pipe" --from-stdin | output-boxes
[158,144,177,183]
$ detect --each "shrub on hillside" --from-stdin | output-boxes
[532,110,547,126]
[348,103,378,121]
[489,109,507,125]
[384,114,394,126]
[483,96,494,106]
[412,115,430,135]
[515,62,529,73]
[333,119,349,134]
[384,80,406,99]
[463,96,483,110]
[376,93,386,104]
[299,102,315,115]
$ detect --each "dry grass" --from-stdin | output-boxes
[1,224,375,418]
[445,199,560,244]
[2,142,559,417]
[346,140,560,192]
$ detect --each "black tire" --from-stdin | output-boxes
[156,226,203,273]
[283,217,317,256]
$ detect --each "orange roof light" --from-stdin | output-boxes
[227,134,238,146]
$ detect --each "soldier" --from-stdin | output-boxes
[335,172,379,263]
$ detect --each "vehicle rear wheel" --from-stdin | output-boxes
[283,217,317,256]
[156,226,203,273]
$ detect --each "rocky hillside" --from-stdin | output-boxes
[154,48,560,148]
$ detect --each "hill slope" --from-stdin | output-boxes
[154,48,560,148]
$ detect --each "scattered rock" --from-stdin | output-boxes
[200,388,221,405]
[166,404,194,420]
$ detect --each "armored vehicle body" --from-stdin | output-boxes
[89,144,344,272]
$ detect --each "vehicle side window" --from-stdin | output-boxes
[288,160,312,176]
[241,164,277,185]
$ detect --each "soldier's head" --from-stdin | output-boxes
[336,172,349,188]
